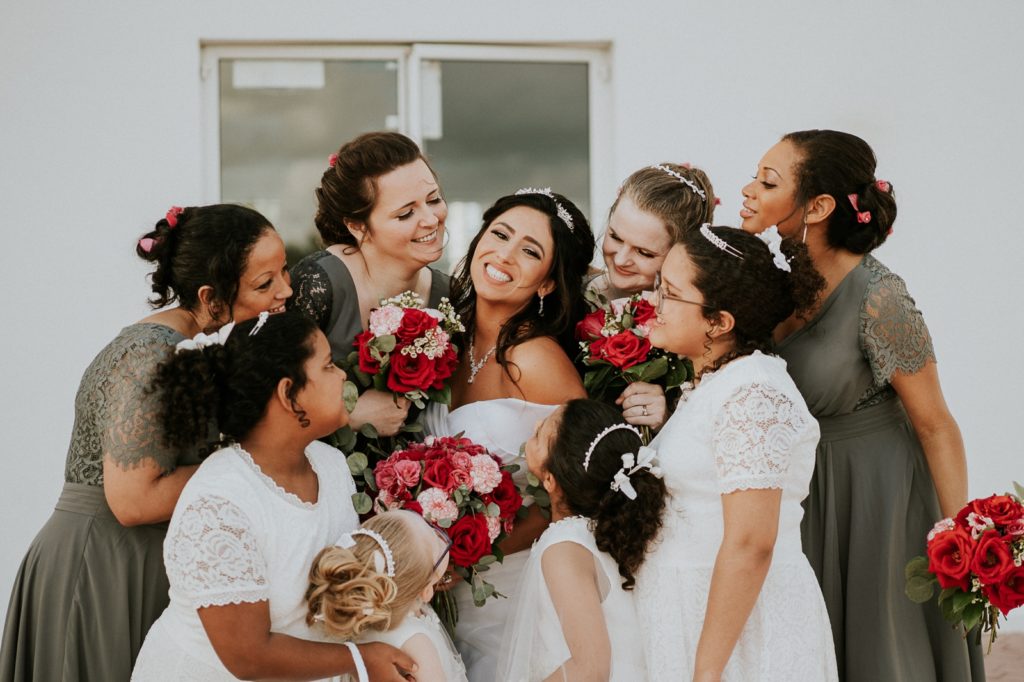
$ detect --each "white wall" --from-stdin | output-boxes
[2,0,1021,634]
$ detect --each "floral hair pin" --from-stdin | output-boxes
[138,237,157,253]
[328,152,338,168]
[651,164,706,201]
[248,311,270,336]
[876,179,891,193]
[609,445,663,500]
[514,187,575,232]
[699,223,744,259]
[165,206,184,228]
[175,321,236,353]
[755,226,792,273]
[847,194,872,224]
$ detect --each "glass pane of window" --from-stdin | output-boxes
[219,59,400,261]
[422,60,590,272]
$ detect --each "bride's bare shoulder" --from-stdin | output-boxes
[502,337,585,404]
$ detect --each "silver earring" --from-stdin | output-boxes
[538,294,545,317]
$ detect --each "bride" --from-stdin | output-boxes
[424,188,594,681]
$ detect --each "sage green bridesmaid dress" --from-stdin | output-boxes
[777,255,984,682]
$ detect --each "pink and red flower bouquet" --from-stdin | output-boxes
[576,291,690,410]
[905,483,1024,650]
[371,434,524,632]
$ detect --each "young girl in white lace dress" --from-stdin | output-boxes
[306,509,467,682]
[132,311,415,682]
[638,225,838,681]
[497,399,659,681]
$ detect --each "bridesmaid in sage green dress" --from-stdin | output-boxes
[0,205,292,681]
[739,130,984,682]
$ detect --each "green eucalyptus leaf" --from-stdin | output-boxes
[526,472,541,487]
[333,425,358,453]
[904,556,931,580]
[1014,481,1024,500]
[352,492,373,515]
[962,602,984,632]
[346,452,369,476]
[359,423,380,439]
[905,575,935,603]
[477,554,498,566]
[362,468,377,491]
[343,381,360,413]
[375,335,397,354]
[951,590,974,614]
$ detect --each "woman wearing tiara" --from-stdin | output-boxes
[423,188,595,681]
[586,163,716,432]
[637,225,836,680]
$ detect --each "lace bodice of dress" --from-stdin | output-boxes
[64,323,206,486]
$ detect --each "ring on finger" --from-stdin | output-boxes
[641,404,649,417]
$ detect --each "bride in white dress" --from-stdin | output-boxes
[424,188,595,681]
[637,227,837,681]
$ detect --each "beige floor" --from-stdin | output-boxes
[984,632,1022,681]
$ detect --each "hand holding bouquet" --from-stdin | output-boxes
[905,483,1024,650]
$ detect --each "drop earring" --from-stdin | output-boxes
[538,294,545,317]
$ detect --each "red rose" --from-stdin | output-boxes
[631,299,656,327]
[586,336,608,363]
[484,471,523,519]
[403,500,424,516]
[423,457,458,493]
[354,330,380,374]
[957,495,1024,528]
[387,348,437,393]
[431,346,459,389]
[926,527,974,591]
[447,514,492,568]
[983,562,1024,616]
[395,308,438,343]
[970,530,1017,585]
[575,309,606,341]
[598,330,652,369]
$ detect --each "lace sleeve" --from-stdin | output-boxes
[712,383,801,493]
[100,334,184,473]
[165,495,269,608]
[860,268,936,386]
[290,255,332,330]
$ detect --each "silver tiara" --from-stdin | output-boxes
[699,223,744,259]
[651,165,706,201]
[582,423,644,470]
[336,529,395,578]
[514,187,575,232]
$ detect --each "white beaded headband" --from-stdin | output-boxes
[514,187,575,232]
[699,223,792,273]
[336,529,395,578]
[582,423,644,470]
[651,164,706,201]
[699,223,744,259]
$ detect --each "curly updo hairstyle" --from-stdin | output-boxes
[545,399,666,590]
[783,129,897,254]
[306,511,435,637]
[152,310,320,450]
[678,226,824,373]
[612,163,716,241]
[315,131,440,249]
[449,191,596,374]
[135,204,274,314]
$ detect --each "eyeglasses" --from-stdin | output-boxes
[426,520,453,574]
[653,272,711,315]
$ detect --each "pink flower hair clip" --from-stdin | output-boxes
[328,152,338,168]
[847,194,871,224]
[165,206,184,228]
[138,237,157,253]
[876,179,891,193]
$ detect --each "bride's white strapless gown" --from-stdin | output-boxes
[423,399,558,682]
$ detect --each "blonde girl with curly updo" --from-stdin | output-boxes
[307,510,467,682]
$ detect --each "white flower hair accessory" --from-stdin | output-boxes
[582,423,644,471]
[755,226,792,273]
[174,321,236,353]
[699,223,744,259]
[336,529,395,578]
[650,164,706,201]
[609,445,663,500]
[514,187,575,232]
[248,310,270,336]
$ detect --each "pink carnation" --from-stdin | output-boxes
[369,305,404,337]
[417,488,459,524]
[928,518,957,542]
[469,455,502,494]
[486,515,501,543]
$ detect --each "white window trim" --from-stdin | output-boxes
[200,42,613,231]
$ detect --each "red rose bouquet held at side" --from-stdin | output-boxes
[576,291,690,440]
[370,435,524,634]
[905,483,1024,650]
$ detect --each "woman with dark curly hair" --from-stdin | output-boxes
[497,399,659,681]
[291,131,449,437]
[741,130,982,681]
[423,188,595,681]
[0,205,292,681]
[636,225,836,681]
[132,311,415,681]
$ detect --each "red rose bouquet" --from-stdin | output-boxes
[905,483,1024,650]
[370,434,524,634]
[576,291,690,438]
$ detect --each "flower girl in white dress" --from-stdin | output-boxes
[638,226,838,681]
[497,399,658,681]
[307,510,467,682]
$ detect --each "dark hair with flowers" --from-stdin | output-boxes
[544,399,665,589]
[449,191,595,381]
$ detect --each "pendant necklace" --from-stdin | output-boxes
[467,340,496,384]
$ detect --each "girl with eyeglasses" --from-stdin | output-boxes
[307,510,466,682]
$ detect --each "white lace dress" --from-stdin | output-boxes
[423,399,558,682]
[496,516,647,682]
[636,352,838,681]
[132,441,359,681]
[352,606,467,682]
